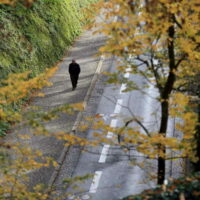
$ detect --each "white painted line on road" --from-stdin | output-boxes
[94,99,123,188]
[96,55,104,74]
[82,194,90,199]
[98,144,110,163]
[67,195,75,199]
[89,171,102,193]
[120,84,126,94]
[89,82,125,194]
[124,72,130,78]
[98,99,122,163]
[107,131,113,138]
[114,99,123,114]
[120,69,130,94]
[110,119,118,128]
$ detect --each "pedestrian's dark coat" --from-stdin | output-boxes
[68,60,81,90]
[69,63,80,75]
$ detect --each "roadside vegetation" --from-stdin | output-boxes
[0,0,96,136]
[0,0,95,79]
[0,0,200,199]
[87,0,200,195]
[0,0,97,199]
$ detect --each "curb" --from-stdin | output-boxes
[48,55,105,190]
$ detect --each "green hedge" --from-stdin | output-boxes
[0,0,97,79]
[0,0,97,136]
[122,173,200,200]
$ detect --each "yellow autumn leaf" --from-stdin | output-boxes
[71,102,85,111]
[37,93,45,97]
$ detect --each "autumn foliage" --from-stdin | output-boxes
[88,0,200,184]
[0,0,200,198]
[0,0,97,199]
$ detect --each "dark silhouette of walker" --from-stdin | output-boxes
[68,59,81,91]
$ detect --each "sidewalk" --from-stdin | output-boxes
[32,29,108,187]
[6,25,109,188]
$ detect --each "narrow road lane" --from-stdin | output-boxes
[55,53,184,200]
[62,59,159,200]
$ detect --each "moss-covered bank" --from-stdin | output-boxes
[0,0,97,79]
[0,0,97,136]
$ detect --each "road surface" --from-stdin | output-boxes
[54,57,163,200]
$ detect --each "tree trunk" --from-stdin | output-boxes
[194,93,200,171]
[157,24,176,184]
[158,156,165,184]
[158,101,168,184]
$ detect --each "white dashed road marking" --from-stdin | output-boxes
[120,69,130,94]
[98,144,110,163]
[114,99,123,114]
[98,99,123,163]
[89,171,102,193]
[89,87,125,194]
[81,194,90,199]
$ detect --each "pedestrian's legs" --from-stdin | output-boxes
[70,74,79,90]
[74,74,79,88]
[70,74,76,90]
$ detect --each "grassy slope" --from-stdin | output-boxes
[0,0,96,79]
[0,0,97,135]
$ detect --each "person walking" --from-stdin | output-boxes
[68,59,81,90]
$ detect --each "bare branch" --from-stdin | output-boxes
[173,15,182,29]
[150,58,163,92]
[175,54,186,68]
